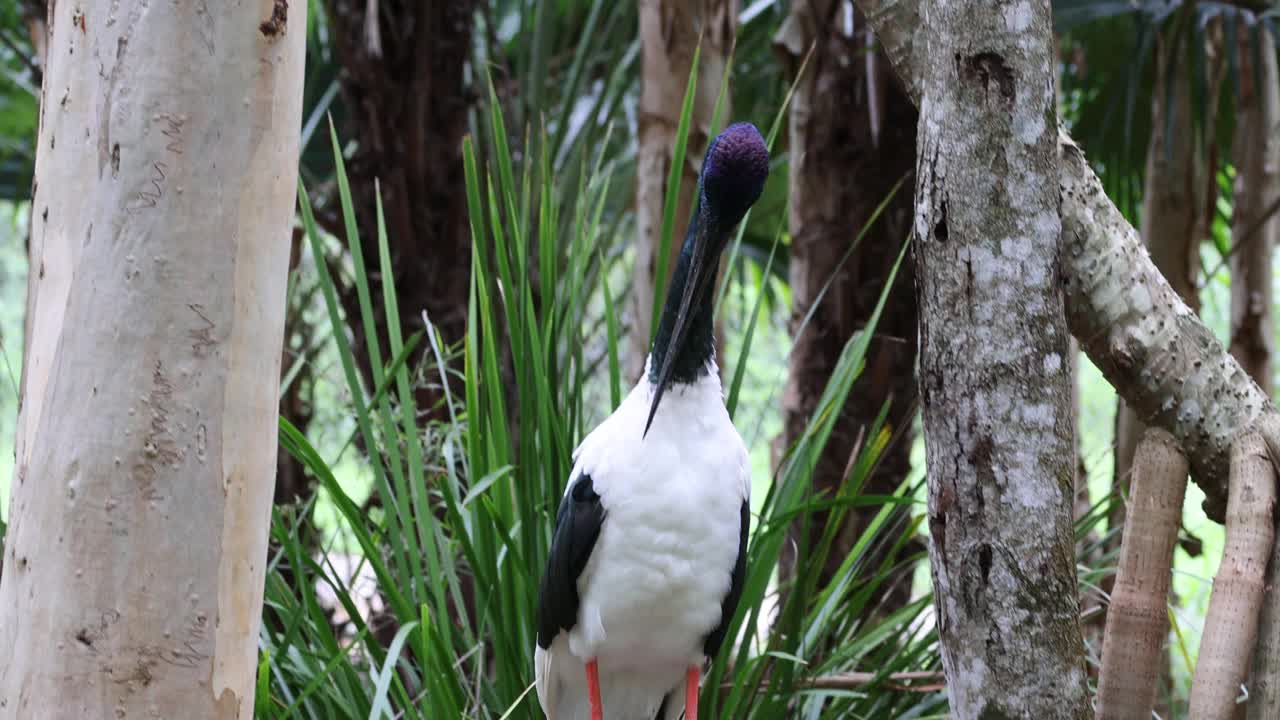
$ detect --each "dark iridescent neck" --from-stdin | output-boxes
[648,213,724,387]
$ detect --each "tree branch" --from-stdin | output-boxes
[719,671,946,692]
[857,0,1280,520]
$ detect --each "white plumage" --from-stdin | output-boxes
[534,361,749,720]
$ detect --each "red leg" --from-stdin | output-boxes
[685,666,700,720]
[586,658,603,720]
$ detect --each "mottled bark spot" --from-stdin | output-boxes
[969,433,994,472]
[959,52,1015,107]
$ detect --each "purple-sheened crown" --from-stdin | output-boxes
[701,122,769,220]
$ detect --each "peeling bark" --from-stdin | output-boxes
[912,0,1088,716]
[853,0,1280,521]
[1190,432,1275,719]
[0,1,305,716]
[774,0,918,594]
[1096,428,1188,720]
[629,0,736,380]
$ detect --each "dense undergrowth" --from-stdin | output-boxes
[255,56,947,717]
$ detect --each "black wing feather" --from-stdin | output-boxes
[703,499,749,658]
[536,474,606,649]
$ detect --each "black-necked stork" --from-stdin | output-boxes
[534,123,768,720]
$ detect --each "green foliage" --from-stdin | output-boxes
[0,5,38,201]
[1055,0,1280,222]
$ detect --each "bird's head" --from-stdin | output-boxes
[699,122,770,234]
[644,122,769,436]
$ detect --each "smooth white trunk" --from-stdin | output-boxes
[0,1,305,717]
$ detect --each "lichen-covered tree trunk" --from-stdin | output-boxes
[0,1,304,717]
[324,0,474,400]
[855,0,1280,523]
[1114,35,1203,539]
[1228,27,1277,397]
[773,0,918,594]
[629,0,735,380]
[912,0,1089,716]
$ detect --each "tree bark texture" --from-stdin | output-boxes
[773,0,918,593]
[1228,26,1277,397]
[853,0,1280,522]
[1249,441,1280,718]
[1235,32,1279,719]
[629,0,736,380]
[1191,432,1275,719]
[1250,505,1280,718]
[912,0,1089,716]
[324,0,474,402]
[0,1,304,718]
[1095,428,1188,720]
[1113,35,1203,541]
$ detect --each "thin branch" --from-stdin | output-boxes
[805,671,945,691]
[1201,193,1280,288]
[719,671,946,692]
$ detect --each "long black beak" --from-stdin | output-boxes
[643,218,718,438]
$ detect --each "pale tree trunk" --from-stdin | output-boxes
[856,0,1280,525]
[1096,428,1187,720]
[629,0,736,379]
[912,0,1089,716]
[0,1,304,717]
[773,0,918,597]
[1228,26,1277,397]
[1113,37,1203,536]
[1191,431,1275,719]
